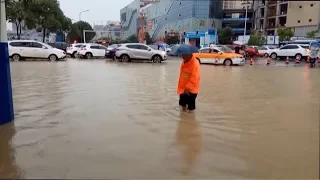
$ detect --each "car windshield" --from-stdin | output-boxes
[109,44,119,48]
[217,46,233,53]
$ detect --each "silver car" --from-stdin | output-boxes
[115,43,168,63]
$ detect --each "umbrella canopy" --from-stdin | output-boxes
[233,41,244,45]
[169,44,199,56]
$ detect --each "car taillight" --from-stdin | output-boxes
[115,48,119,51]
[81,48,86,50]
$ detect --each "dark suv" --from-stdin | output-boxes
[48,42,69,52]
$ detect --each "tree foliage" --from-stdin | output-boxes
[66,21,96,43]
[126,35,138,43]
[217,27,233,44]
[306,30,318,39]
[247,30,265,46]
[5,0,71,42]
[277,27,294,41]
[144,32,152,44]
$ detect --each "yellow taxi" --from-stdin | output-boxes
[193,46,245,66]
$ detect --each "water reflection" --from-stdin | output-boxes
[0,122,23,179]
[176,112,202,175]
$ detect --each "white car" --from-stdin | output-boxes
[8,40,66,61]
[258,46,275,57]
[269,44,310,60]
[115,43,167,63]
[78,43,107,59]
[66,43,83,57]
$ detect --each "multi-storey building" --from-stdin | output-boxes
[222,0,254,40]
[121,0,223,41]
[253,0,289,35]
[285,1,320,37]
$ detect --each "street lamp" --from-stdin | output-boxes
[79,10,89,21]
[78,10,89,43]
[242,1,252,44]
[0,0,14,125]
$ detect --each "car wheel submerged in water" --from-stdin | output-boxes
[270,53,277,60]
[224,59,232,66]
[48,54,58,61]
[12,54,21,61]
[85,52,93,59]
[120,54,130,62]
[152,55,162,63]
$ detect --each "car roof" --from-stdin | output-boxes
[122,43,147,45]
[9,40,38,42]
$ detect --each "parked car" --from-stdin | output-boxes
[106,44,121,59]
[115,43,168,63]
[48,42,69,52]
[8,40,66,61]
[245,46,259,57]
[66,43,83,57]
[269,44,310,60]
[193,46,245,66]
[78,43,107,59]
[258,46,276,57]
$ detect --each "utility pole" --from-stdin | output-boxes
[242,1,251,44]
[0,0,14,125]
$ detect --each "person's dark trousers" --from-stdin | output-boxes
[179,93,198,111]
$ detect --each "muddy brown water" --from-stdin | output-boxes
[0,59,319,179]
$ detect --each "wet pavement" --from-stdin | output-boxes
[0,58,319,179]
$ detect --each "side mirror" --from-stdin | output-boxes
[218,52,223,55]
[148,48,151,51]
[42,46,48,49]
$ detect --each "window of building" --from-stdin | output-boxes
[299,5,302,8]
[179,2,181,5]
[297,20,300,23]
[309,19,312,22]
[178,14,181,16]
[310,4,313,7]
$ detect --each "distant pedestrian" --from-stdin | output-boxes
[177,54,200,112]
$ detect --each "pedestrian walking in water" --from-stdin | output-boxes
[309,42,319,68]
[177,54,200,112]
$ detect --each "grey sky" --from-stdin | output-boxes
[58,0,133,25]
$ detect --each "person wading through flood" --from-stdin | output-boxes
[177,54,200,112]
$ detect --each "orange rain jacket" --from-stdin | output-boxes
[177,55,200,95]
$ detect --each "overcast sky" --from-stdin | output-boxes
[58,0,133,25]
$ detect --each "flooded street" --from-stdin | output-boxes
[1,58,319,179]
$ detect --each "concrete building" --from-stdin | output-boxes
[253,0,289,35]
[222,0,254,40]
[253,0,320,37]
[120,0,147,39]
[285,1,320,37]
[121,0,223,41]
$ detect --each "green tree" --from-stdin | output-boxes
[277,27,294,41]
[306,30,318,38]
[144,32,152,44]
[126,35,138,43]
[67,21,96,43]
[247,30,265,46]
[24,0,66,42]
[6,0,29,39]
[217,27,233,44]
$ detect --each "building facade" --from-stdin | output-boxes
[121,0,223,41]
[253,0,289,35]
[285,1,320,37]
[120,0,144,39]
[222,0,254,40]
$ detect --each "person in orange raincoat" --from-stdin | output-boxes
[177,54,200,112]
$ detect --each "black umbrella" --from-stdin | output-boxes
[169,44,199,56]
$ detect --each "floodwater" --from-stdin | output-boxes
[0,58,319,179]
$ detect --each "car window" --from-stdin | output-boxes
[136,45,149,50]
[9,42,23,47]
[75,45,82,48]
[212,49,220,53]
[285,45,299,49]
[99,46,107,50]
[33,42,43,48]
[21,41,33,47]
[90,45,100,49]
[200,49,210,53]
[260,47,267,50]
[126,45,137,49]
